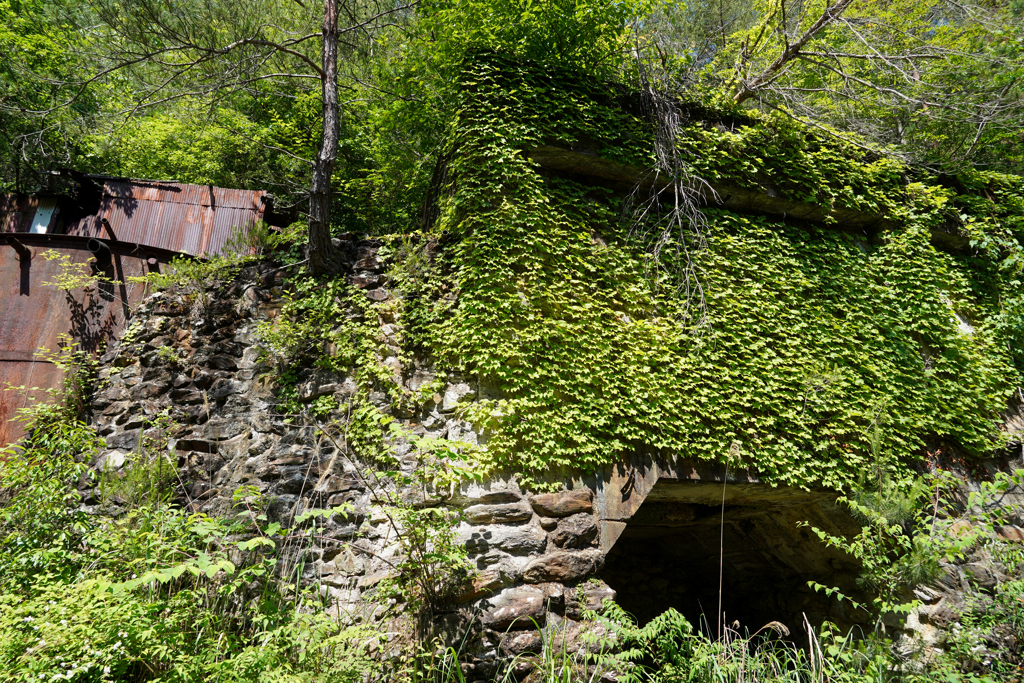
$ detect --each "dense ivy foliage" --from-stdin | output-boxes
[397,52,1024,489]
[676,120,906,215]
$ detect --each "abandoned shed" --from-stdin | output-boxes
[0,174,273,446]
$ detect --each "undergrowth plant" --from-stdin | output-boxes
[97,409,178,508]
[0,388,378,681]
[312,419,477,623]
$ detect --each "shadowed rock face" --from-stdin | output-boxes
[599,480,868,641]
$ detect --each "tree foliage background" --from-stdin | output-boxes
[3,0,1022,221]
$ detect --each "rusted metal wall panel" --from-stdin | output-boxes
[1,179,268,446]
[0,195,37,234]
[0,239,163,445]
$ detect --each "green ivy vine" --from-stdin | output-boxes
[396,51,1024,489]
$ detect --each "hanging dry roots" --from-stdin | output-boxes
[625,40,714,330]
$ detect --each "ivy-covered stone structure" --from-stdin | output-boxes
[85,52,1024,677]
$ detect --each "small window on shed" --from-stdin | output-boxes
[30,199,59,234]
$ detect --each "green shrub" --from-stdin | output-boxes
[0,405,377,682]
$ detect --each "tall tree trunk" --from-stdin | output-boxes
[308,0,340,275]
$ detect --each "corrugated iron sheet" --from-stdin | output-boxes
[0,241,157,445]
[1,179,269,445]
[63,180,269,256]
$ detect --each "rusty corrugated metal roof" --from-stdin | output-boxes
[62,180,269,256]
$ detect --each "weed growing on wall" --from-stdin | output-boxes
[246,52,1024,491]
[255,273,400,457]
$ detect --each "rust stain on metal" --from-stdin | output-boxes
[0,244,154,445]
[0,195,38,233]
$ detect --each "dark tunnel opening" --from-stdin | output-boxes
[599,481,870,643]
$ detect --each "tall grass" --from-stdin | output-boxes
[408,604,998,683]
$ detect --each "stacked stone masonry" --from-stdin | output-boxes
[85,245,621,679]
[84,245,1024,678]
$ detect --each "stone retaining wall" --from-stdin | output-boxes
[84,246,1024,678]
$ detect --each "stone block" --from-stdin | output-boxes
[277,471,313,495]
[463,526,547,556]
[208,355,238,370]
[100,400,128,416]
[475,552,507,569]
[322,548,365,580]
[143,365,171,381]
[441,383,476,413]
[358,571,389,588]
[217,434,250,459]
[295,370,349,401]
[482,587,546,630]
[143,316,167,335]
[456,570,506,603]
[995,525,1024,542]
[106,430,141,450]
[97,450,127,471]
[130,381,169,401]
[474,490,521,504]
[465,503,533,525]
[530,489,593,517]
[176,438,217,454]
[184,404,210,423]
[582,581,616,611]
[116,413,146,430]
[964,562,1005,591]
[522,550,600,584]
[143,336,170,350]
[170,389,205,404]
[354,255,379,270]
[193,371,216,389]
[209,379,245,399]
[138,351,163,368]
[319,473,362,494]
[407,368,436,392]
[196,418,248,441]
[327,492,361,509]
[500,632,543,656]
[350,273,383,289]
[539,582,565,611]
[927,598,962,628]
[551,513,598,549]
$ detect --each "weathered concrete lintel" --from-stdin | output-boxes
[572,453,843,553]
[525,146,968,251]
[579,454,764,522]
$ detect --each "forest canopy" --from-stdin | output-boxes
[2,0,1023,230]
